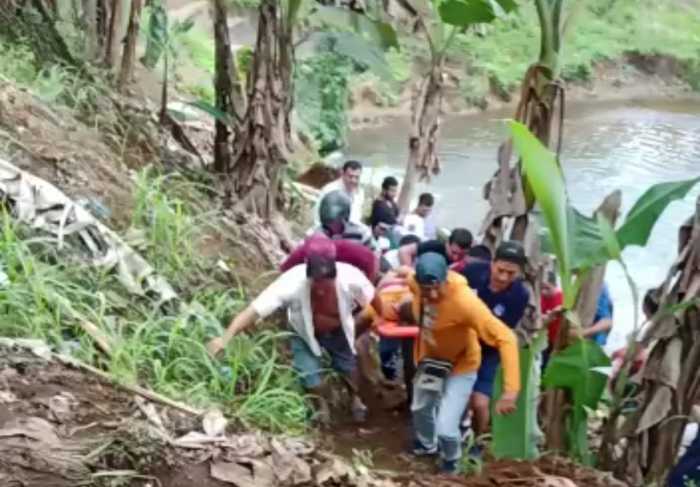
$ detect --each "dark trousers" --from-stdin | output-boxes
[402,337,416,408]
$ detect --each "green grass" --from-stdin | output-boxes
[0,169,309,433]
[0,38,106,110]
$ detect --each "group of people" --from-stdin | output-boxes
[205,159,679,475]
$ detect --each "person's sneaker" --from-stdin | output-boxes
[468,443,483,459]
[351,403,368,423]
[411,440,438,457]
[439,459,459,475]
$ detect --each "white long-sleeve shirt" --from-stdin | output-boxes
[251,263,374,356]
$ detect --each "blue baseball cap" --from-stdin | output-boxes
[415,252,448,285]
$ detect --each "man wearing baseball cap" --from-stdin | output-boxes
[459,240,530,451]
[402,252,520,473]
[207,234,377,423]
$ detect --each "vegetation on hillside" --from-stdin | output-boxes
[0,1,699,485]
[0,169,309,432]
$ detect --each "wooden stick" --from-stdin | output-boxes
[79,321,114,357]
[55,354,203,417]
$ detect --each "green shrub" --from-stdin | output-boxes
[0,169,310,433]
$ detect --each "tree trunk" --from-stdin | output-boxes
[83,0,99,60]
[606,196,700,485]
[228,0,294,219]
[104,0,123,67]
[475,0,567,455]
[117,0,142,93]
[397,59,443,216]
[213,0,234,173]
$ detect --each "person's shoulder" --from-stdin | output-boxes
[447,272,479,311]
[281,264,308,280]
[447,270,468,286]
[337,261,370,281]
[320,178,342,193]
[463,260,489,277]
[418,238,441,251]
[510,279,530,304]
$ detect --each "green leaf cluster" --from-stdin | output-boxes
[501,121,699,462]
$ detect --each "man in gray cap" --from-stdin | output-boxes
[401,252,520,473]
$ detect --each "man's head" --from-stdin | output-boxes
[319,190,351,236]
[468,244,492,262]
[341,160,363,192]
[399,234,421,247]
[305,234,337,284]
[446,228,473,262]
[490,241,526,293]
[415,193,434,218]
[371,200,398,238]
[381,176,399,200]
[541,270,558,297]
[415,252,448,302]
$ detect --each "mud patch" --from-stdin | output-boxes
[0,341,397,487]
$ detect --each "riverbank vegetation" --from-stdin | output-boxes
[0,0,698,486]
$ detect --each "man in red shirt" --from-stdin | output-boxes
[281,236,380,283]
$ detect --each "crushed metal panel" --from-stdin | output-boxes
[0,157,176,304]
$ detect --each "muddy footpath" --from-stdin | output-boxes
[0,340,625,487]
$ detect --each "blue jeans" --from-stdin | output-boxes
[412,371,477,462]
[290,329,355,389]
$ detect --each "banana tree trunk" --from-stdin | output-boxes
[397,59,444,216]
[477,0,568,457]
[610,195,700,485]
[228,0,294,219]
[104,0,123,67]
[83,0,99,60]
[117,0,142,92]
[213,0,234,173]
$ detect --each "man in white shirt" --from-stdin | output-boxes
[401,192,434,240]
[207,234,377,422]
[314,160,365,226]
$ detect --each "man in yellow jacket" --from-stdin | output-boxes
[404,252,520,474]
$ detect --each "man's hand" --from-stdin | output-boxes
[396,299,415,324]
[207,337,226,358]
[568,326,584,341]
[495,391,518,415]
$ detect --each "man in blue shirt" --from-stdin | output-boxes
[582,283,613,346]
[460,241,529,440]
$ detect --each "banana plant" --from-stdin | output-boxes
[396,0,519,213]
[501,120,700,462]
[140,0,196,122]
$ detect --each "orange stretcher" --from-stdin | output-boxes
[376,320,419,339]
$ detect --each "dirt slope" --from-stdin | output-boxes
[0,340,627,487]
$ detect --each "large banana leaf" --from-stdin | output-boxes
[510,121,574,303]
[438,0,516,27]
[491,331,548,460]
[310,5,399,50]
[142,1,168,69]
[300,31,393,81]
[616,177,700,248]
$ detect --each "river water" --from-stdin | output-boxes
[347,98,700,353]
